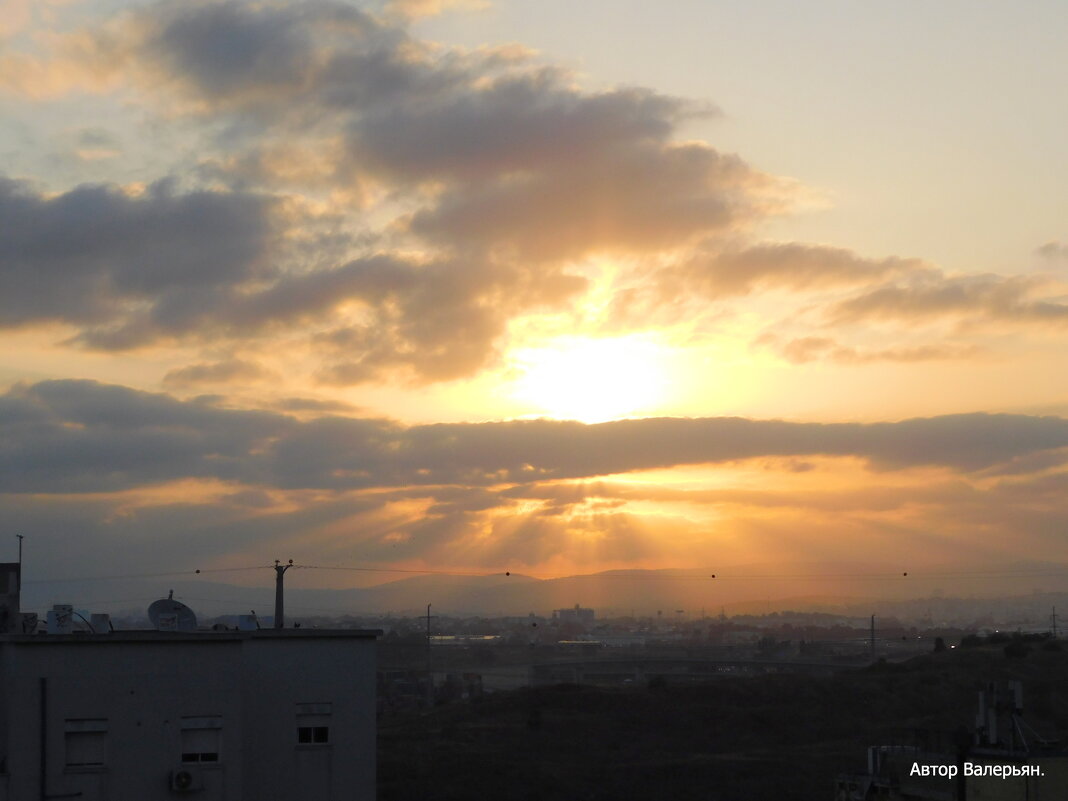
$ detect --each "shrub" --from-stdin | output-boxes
[1003,640,1031,659]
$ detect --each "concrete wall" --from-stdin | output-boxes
[0,631,376,801]
[240,635,376,801]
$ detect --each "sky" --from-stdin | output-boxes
[3,0,1068,603]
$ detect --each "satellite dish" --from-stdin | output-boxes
[148,597,198,632]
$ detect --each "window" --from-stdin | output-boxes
[297,726,329,744]
[180,716,222,764]
[65,719,107,768]
[296,703,331,746]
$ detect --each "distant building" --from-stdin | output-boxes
[581,633,646,648]
[0,628,379,801]
[0,564,20,635]
[553,605,595,626]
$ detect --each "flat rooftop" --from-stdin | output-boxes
[0,628,382,644]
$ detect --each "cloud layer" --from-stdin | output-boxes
[5,380,1068,494]
[5,0,1068,381]
[4,1,1068,581]
[5,379,1068,576]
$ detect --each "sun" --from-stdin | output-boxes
[507,336,670,423]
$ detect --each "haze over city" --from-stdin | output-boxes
[3,0,1068,611]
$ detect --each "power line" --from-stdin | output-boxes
[30,597,159,608]
[297,564,503,578]
[23,565,274,585]
[23,562,1068,587]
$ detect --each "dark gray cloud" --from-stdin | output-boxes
[12,0,1063,388]
[124,1,773,261]
[352,75,704,182]
[408,140,760,260]
[0,380,290,493]
[5,380,1068,495]
[0,173,582,379]
[133,0,469,123]
[0,176,275,331]
[273,397,362,414]
[4,0,790,382]
[142,1,388,112]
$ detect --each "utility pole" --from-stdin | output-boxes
[1052,607,1059,638]
[870,614,876,661]
[273,559,293,629]
[425,603,438,707]
[16,534,23,567]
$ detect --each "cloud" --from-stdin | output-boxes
[273,397,362,414]
[11,452,1068,578]
[408,139,772,260]
[73,127,123,161]
[0,0,790,382]
[0,175,276,332]
[217,253,584,384]
[672,242,927,299]
[162,359,278,388]
[501,476,985,518]
[0,380,292,493]
[127,1,483,119]
[0,175,583,380]
[602,242,930,333]
[755,334,981,365]
[382,0,489,21]
[5,380,1068,495]
[831,273,1068,328]
[1036,241,1068,261]
[8,0,1064,394]
[96,1,782,262]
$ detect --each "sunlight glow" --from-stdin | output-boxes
[508,336,670,423]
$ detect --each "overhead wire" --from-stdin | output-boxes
[22,562,1068,587]
[23,564,274,585]
[296,564,501,578]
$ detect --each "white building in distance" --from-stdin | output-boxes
[0,628,379,801]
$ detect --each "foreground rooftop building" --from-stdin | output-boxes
[0,628,379,801]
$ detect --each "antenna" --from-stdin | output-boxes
[274,559,293,629]
[148,595,197,632]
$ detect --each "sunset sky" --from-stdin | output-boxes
[3,0,1068,599]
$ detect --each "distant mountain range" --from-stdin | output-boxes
[20,559,1068,624]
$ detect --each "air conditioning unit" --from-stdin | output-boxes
[170,766,204,793]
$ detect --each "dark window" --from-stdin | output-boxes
[181,752,219,763]
[180,722,221,763]
[64,720,108,768]
[65,732,106,767]
[297,726,329,745]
